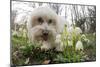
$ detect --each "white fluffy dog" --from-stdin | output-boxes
[27,6,65,51]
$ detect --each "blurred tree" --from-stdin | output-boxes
[38,2,43,6]
[28,2,35,8]
[48,3,62,14]
[88,6,96,33]
[65,6,67,19]
[71,5,96,33]
[11,10,18,30]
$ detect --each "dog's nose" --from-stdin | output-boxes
[43,30,49,36]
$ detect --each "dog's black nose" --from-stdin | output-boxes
[43,30,49,36]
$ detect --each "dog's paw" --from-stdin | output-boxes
[41,45,50,51]
[55,43,64,52]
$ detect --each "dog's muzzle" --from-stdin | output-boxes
[42,30,49,41]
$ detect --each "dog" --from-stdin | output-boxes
[27,6,65,51]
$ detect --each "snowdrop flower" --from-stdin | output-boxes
[75,27,82,35]
[22,29,27,38]
[67,34,72,40]
[68,27,82,35]
[81,34,90,43]
[81,34,86,40]
[68,40,73,46]
[12,30,18,36]
[67,27,74,34]
[23,32,27,38]
[81,34,87,41]
[19,27,23,32]
[93,32,96,36]
[75,40,83,51]
[84,38,90,43]
[23,29,27,33]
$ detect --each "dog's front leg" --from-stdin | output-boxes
[41,41,52,51]
[55,43,64,51]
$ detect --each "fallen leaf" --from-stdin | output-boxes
[42,60,51,64]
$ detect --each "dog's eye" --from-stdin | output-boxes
[48,19,52,24]
[37,17,44,24]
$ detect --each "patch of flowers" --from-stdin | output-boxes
[55,24,90,62]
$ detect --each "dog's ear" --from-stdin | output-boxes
[56,16,67,33]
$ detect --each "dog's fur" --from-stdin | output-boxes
[27,6,65,51]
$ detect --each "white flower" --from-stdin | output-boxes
[81,34,90,43]
[75,27,82,34]
[12,30,18,36]
[23,29,27,38]
[68,40,73,46]
[67,27,74,34]
[19,28,23,32]
[23,29,27,33]
[84,38,90,43]
[67,34,72,40]
[68,27,82,35]
[23,32,27,38]
[93,32,96,36]
[75,40,83,50]
[81,34,86,40]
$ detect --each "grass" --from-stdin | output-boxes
[11,27,96,66]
